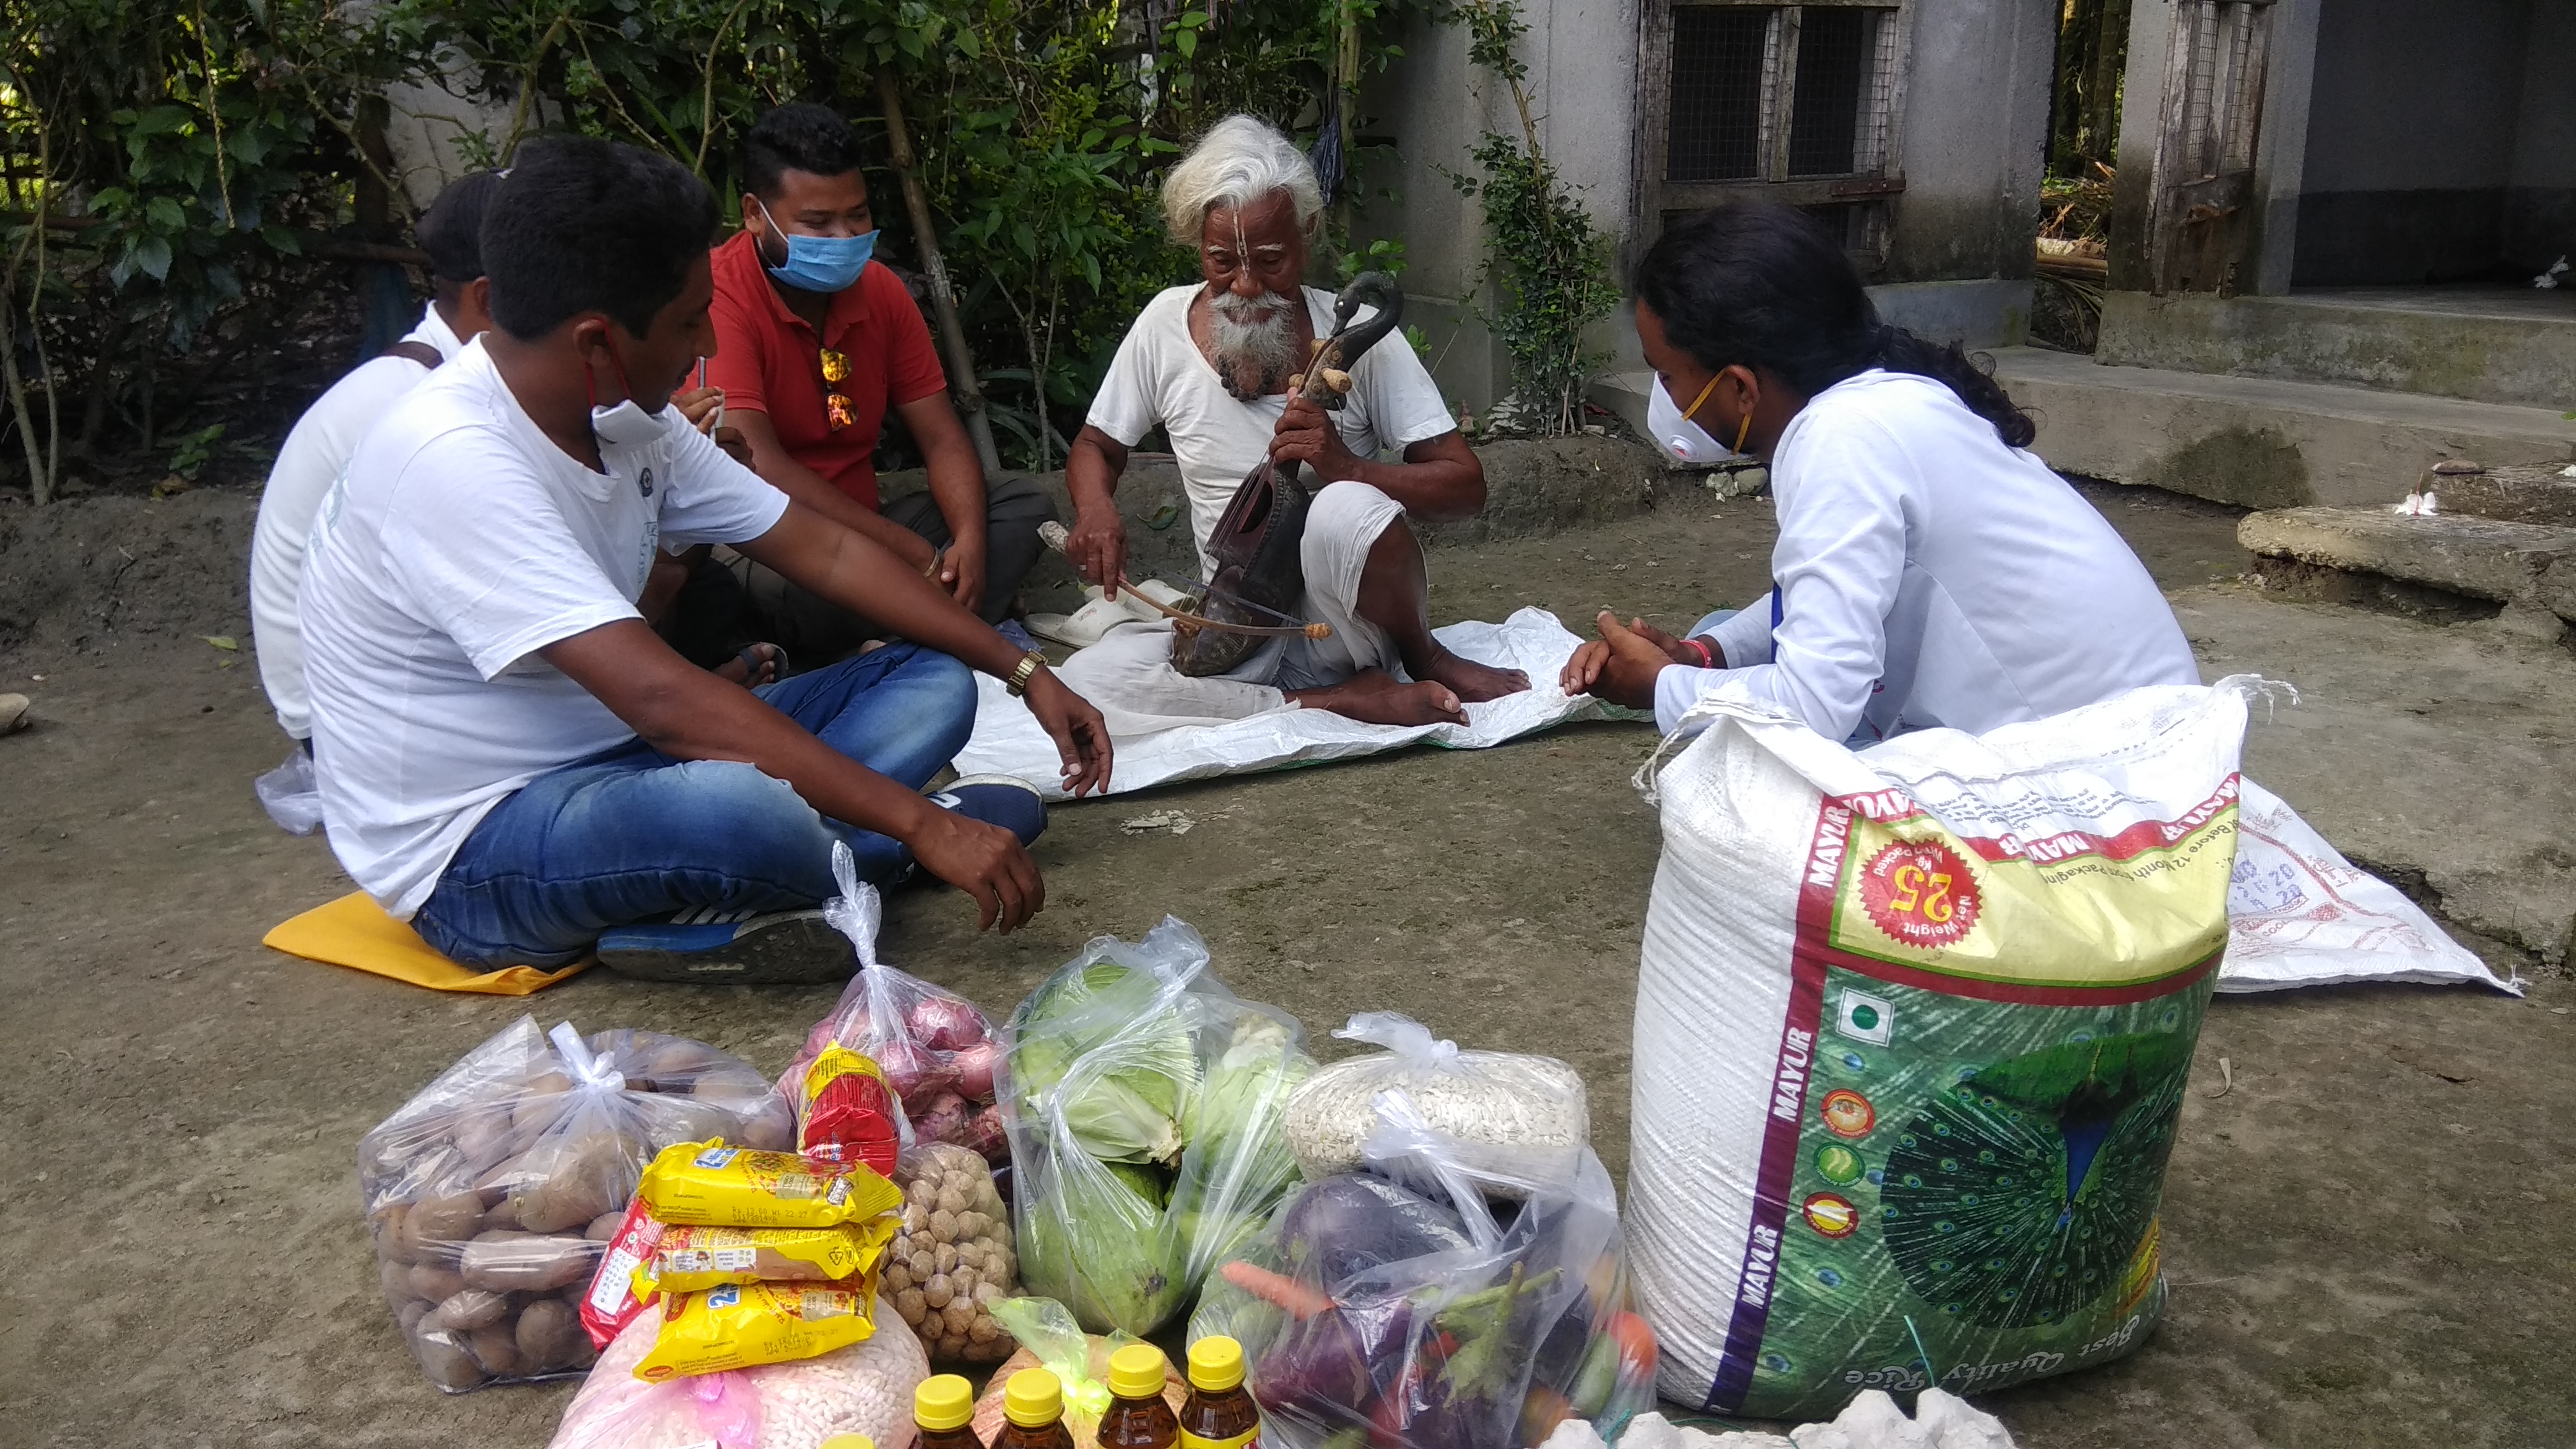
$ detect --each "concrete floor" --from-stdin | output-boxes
[1,485,2567,1448]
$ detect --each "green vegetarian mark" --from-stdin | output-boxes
[1877,1030,2190,1329]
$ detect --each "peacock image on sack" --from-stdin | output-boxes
[1625,682,2255,1422]
[1727,977,2207,1416]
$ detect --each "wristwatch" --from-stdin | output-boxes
[1004,650,1046,697]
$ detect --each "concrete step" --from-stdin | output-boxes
[1989,346,2576,510]
[2096,287,2576,409]
[2237,506,2576,633]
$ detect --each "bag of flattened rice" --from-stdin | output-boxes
[1627,682,2253,1419]
[1280,1012,1588,1193]
[548,1292,930,1449]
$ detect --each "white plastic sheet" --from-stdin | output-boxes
[2220,779,2520,994]
[957,607,1639,799]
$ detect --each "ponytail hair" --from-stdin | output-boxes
[1632,202,2035,449]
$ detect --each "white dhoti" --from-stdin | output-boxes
[1056,481,1409,736]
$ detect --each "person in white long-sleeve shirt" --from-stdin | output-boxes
[248,170,500,742]
[1565,203,2197,742]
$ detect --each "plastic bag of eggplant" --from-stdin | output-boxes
[1188,1092,1659,1449]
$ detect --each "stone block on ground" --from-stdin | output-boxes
[2237,506,2576,623]
[2425,463,2576,527]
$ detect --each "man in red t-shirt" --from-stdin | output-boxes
[692,103,1054,658]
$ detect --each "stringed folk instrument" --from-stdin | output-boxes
[1170,272,1406,677]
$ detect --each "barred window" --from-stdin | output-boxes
[1641,0,1908,264]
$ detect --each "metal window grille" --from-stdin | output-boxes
[1667,7,1772,181]
[1643,1,1908,269]
[2175,0,2270,180]
[1661,4,1901,186]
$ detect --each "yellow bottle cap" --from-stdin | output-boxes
[820,1438,875,1449]
[915,1374,976,1433]
[1004,1368,1064,1428]
[1107,1342,1168,1400]
[1186,1336,1245,1393]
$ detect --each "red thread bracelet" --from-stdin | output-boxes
[1683,637,1715,669]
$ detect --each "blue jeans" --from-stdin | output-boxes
[412,644,977,967]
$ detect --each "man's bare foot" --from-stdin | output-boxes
[715,643,785,687]
[1423,648,1530,703]
[1289,668,1469,726]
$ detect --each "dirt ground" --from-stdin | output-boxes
[1,482,2569,1448]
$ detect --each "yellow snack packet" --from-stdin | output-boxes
[633,1217,899,1297]
[637,1141,903,1228]
[633,1272,882,1380]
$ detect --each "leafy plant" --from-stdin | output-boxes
[1440,0,1617,438]
[165,420,225,478]
[2,0,1434,494]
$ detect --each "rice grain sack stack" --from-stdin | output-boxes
[1628,682,2255,1419]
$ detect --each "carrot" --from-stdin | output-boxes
[1606,1310,1659,1384]
[1220,1259,1337,1320]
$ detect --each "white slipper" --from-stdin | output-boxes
[1026,581,1192,649]
[0,693,26,736]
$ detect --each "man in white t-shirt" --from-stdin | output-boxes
[298,137,1111,980]
[1055,116,1529,733]
[250,170,500,744]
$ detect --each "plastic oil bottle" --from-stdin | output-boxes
[1100,1344,1180,1449]
[995,1368,1077,1449]
[915,1374,986,1449]
[1179,1337,1263,1449]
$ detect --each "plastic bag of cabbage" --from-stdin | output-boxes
[999,917,1316,1334]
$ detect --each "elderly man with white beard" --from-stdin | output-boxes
[1056,115,1530,732]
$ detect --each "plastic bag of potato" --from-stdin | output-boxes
[884,1142,1020,1362]
[360,1017,795,1391]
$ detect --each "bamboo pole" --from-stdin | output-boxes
[876,72,1003,479]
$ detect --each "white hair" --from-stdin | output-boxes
[1160,115,1325,247]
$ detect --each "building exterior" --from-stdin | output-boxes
[1996,0,2576,510]
[1363,0,2063,417]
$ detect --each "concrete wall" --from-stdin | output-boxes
[1361,0,1642,413]
[2505,2,2576,271]
[2291,0,2537,284]
[1878,0,2059,285]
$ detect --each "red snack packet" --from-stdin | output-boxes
[578,1196,668,1349]
[796,1045,900,1178]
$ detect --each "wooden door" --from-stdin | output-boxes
[2148,0,2271,294]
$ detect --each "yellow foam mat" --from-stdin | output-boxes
[263,890,591,995]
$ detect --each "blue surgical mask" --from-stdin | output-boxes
[755,199,877,294]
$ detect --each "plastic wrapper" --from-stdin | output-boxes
[638,1273,887,1379]
[1282,1013,1589,1193]
[798,1044,902,1178]
[883,1141,1022,1362]
[360,1017,796,1393]
[1190,1093,1658,1449]
[964,1298,1187,1449]
[635,1219,900,1296]
[1000,917,1316,1335]
[785,843,1008,1163]
[547,1291,931,1449]
[637,1141,905,1229]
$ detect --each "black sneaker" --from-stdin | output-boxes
[595,905,856,984]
